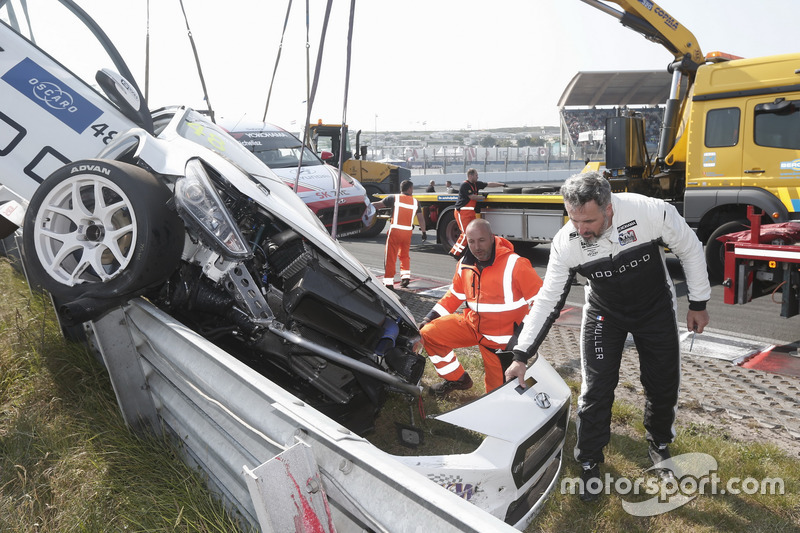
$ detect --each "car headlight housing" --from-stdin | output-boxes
[174,159,250,259]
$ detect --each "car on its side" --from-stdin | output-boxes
[225,121,374,238]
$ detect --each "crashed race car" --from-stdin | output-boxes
[0,0,423,433]
[22,106,426,432]
[0,0,570,528]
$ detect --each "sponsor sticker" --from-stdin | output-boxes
[703,152,717,168]
[779,159,800,171]
[618,229,637,246]
[1,58,103,134]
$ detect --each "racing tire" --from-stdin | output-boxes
[503,187,522,194]
[21,159,184,320]
[356,185,388,238]
[705,219,749,283]
[357,215,386,238]
[436,209,461,254]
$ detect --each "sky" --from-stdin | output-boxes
[47,1,800,132]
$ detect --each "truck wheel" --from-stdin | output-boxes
[437,210,461,253]
[22,159,184,312]
[705,219,749,282]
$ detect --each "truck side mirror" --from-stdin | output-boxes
[360,145,368,159]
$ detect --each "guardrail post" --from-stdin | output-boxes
[244,442,335,533]
[90,307,161,435]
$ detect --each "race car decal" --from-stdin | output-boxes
[0,110,25,156]
[24,145,70,185]
[2,57,103,134]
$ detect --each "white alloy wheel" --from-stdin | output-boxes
[33,175,137,286]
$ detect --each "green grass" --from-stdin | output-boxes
[529,397,800,533]
[0,258,248,532]
[2,255,799,532]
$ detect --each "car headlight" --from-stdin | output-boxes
[174,159,250,259]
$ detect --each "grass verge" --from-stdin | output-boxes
[2,255,798,532]
[0,257,248,532]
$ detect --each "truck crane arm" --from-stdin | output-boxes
[580,0,703,69]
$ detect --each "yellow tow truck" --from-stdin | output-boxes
[414,0,800,280]
[308,122,411,237]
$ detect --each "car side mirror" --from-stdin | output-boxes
[320,150,334,162]
[95,68,154,134]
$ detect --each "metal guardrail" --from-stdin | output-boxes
[88,299,520,532]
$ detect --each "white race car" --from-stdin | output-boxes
[226,121,374,238]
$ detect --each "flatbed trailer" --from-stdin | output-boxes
[723,206,800,318]
[410,187,568,254]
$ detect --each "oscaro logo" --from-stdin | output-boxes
[780,159,800,171]
[29,78,77,112]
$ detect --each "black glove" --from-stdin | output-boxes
[417,317,431,330]
[421,231,427,242]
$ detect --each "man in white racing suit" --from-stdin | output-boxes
[504,172,711,501]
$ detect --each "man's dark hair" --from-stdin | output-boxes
[560,171,612,209]
[401,180,414,193]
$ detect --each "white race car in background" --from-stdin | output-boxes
[225,121,374,238]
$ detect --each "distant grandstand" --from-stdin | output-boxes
[558,70,680,160]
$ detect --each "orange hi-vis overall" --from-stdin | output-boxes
[449,180,480,257]
[421,236,543,392]
[383,193,419,287]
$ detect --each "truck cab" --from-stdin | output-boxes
[683,53,800,237]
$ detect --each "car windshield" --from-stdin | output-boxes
[236,130,323,169]
[175,110,285,180]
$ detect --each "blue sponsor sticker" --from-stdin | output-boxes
[1,57,103,134]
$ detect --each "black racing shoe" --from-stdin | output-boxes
[400,278,410,288]
[428,373,473,398]
[579,462,602,502]
[648,442,675,480]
